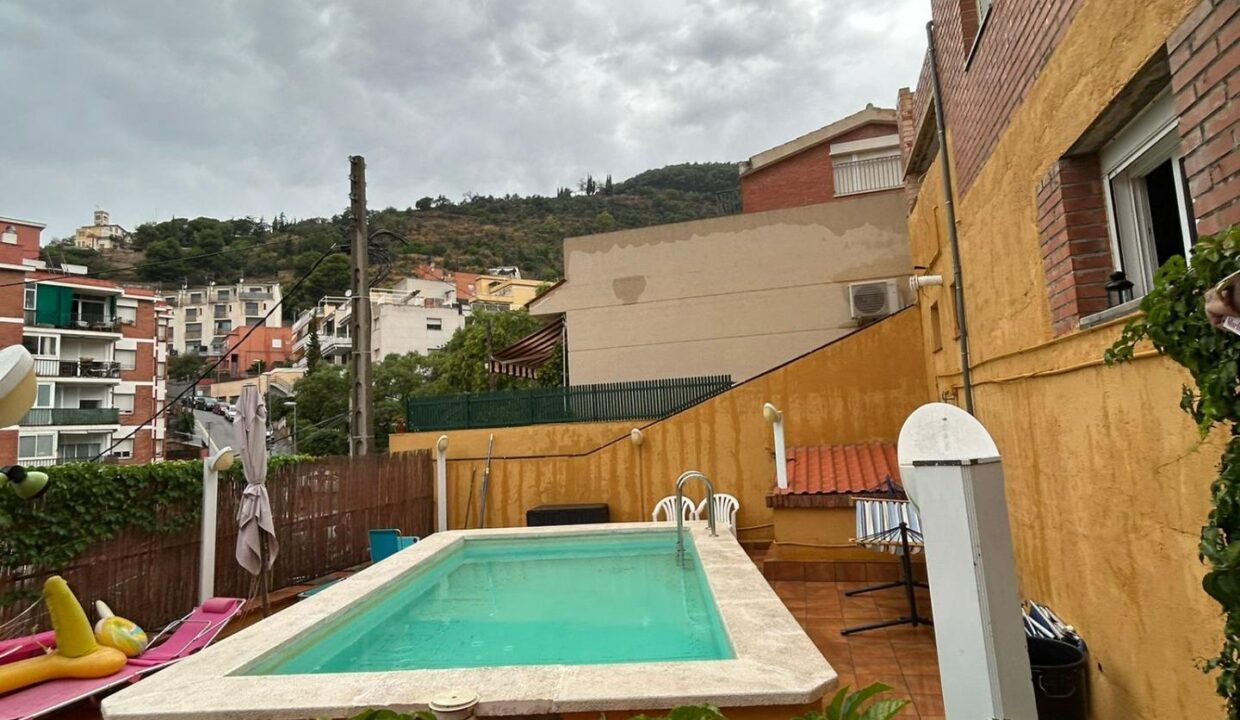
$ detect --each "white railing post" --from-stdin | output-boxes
[898,403,1037,720]
[435,435,449,532]
[200,447,234,603]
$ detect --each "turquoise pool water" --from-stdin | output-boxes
[245,531,734,674]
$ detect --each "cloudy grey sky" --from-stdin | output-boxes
[2,1,929,240]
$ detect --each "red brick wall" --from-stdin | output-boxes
[913,0,1085,193]
[0,221,42,266]
[740,122,899,213]
[1170,0,1240,236]
[0,268,26,345]
[0,430,17,465]
[120,386,154,427]
[1037,156,1113,335]
[121,300,156,341]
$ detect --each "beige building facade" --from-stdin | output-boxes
[529,191,912,384]
[73,210,130,250]
[162,279,283,357]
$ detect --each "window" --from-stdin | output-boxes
[244,302,259,315]
[2,225,16,245]
[24,286,35,310]
[929,302,943,352]
[214,303,228,318]
[272,338,283,349]
[185,322,202,339]
[79,398,101,409]
[60,443,100,460]
[214,320,232,334]
[118,305,137,325]
[1101,89,1193,300]
[831,145,903,196]
[157,325,167,341]
[112,438,133,459]
[34,383,52,408]
[22,335,57,356]
[156,361,166,378]
[114,393,135,414]
[217,289,230,301]
[18,434,54,459]
[427,318,443,331]
[115,349,136,370]
[189,292,203,304]
[186,307,199,321]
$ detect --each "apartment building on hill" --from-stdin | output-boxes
[290,276,466,367]
[0,217,167,465]
[161,279,284,357]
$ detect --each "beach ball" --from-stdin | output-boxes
[94,615,148,657]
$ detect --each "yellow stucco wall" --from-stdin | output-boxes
[771,507,903,563]
[389,309,928,538]
[906,0,1220,716]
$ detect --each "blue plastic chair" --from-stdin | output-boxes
[368,529,419,564]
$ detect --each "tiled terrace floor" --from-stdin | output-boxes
[768,577,944,719]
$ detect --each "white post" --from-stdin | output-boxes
[897,403,1037,720]
[435,435,449,532]
[763,403,788,489]
[200,447,233,603]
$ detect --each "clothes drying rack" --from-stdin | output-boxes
[841,491,933,636]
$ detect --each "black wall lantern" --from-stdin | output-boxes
[1105,271,1134,308]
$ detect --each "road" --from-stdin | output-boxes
[193,409,234,453]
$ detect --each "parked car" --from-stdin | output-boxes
[222,405,238,422]
[196,396,218,412]
[212,401,228,416]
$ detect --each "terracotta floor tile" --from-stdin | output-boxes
[853,656,905,676]
[805,602,844,620]
[910,693,945,716]
[892,699,919,719]
[903,674,942,695]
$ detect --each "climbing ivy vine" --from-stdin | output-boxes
[0,455,312,601]
[1106,225,1240,716]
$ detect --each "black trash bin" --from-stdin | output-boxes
[1028,636,1088,720]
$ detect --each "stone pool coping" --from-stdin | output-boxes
[102,522,836,719]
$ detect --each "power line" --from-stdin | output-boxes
[0,235,334,289]
[88,244,342,462]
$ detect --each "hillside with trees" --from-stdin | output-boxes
[77,162,738,320]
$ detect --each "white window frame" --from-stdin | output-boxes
[114,392,135,414]
[117,305,137,325]
[18,433,55,460]
[427,318,443,331]
[24,335,57,357]
[24,286,35,311]
[1100,89,1193,300]
[34,383,53,408]
[115,349,137,371]
[112,437,134,459]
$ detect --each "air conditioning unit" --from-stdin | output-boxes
[848,279,901,322]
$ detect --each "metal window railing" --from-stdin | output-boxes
[716,188,742,215]
[833,155,903,196]
[33,359,121,378]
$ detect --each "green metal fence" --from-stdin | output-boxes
[405,375,734,432]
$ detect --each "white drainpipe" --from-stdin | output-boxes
[763,403,787,489]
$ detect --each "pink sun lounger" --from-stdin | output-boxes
[0,597,244,720]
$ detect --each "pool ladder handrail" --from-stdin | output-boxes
[675,470,717,565]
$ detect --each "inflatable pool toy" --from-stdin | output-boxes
[0,577,126,695]
[93,601,148,658]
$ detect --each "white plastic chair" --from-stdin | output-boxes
[651,495,698,523]
[696,493,740,536]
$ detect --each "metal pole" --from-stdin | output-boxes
[291,404,297,455]
[926,21,975,415]
[348,156,374,455]
[199,462,218,603]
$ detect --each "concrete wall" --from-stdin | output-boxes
[390,309,928,543]
[372,303,466,359]
[904,0,1220,715]
[531,193,912,385]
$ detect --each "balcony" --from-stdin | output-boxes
[832,155,903,196]
[33,359,121,379]
[25,309,120,333]
[20,407,120,426]
[240,290,274,300]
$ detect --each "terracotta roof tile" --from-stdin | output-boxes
[773,442,900,496]
[27,271,118,289]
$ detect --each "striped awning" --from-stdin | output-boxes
[488,314,564,379]
[853,498,923,555]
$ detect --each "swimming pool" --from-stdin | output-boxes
[103,523,836,720]
[246,532,733,673]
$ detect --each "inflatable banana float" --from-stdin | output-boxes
[0,576,127,695]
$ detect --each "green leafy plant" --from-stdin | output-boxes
[345,711,434,720]
[794,683,909,720]
[628,705,727,720]
[1106,225,1240,716]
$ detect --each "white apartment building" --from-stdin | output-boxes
[162,279,283,357]
[290,277,466,366]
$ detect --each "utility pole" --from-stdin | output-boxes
[348,156,373,456]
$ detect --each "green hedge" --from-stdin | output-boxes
[0,455,313,575]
